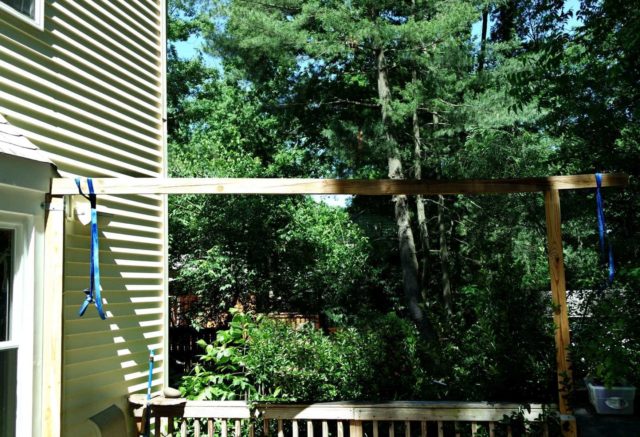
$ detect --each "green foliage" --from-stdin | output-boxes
[170,194,377,327]
[245,312,431,401]
[244,320,367,401]
[572,287,640,388]
[168,0,640,404]
[182,312,430,402]
[437,280,556,402]
[180,310,258,400]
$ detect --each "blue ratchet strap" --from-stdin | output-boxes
[75,177,107,320]
[595,173,615,285]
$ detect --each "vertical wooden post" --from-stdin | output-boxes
[349,420,363,437]
[42,195,64,437]
[278,419,284,437]
[544,190,577,437]
[307,420,314,437]
[293,420,300,437]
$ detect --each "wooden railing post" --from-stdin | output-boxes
[544,190,577,437]
[42,195,64,437]
[349,420,363,437]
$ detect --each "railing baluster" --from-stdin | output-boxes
[437,421,444,437]
[420,421,427,437]
[195,419,201,437]
[208,418,214,437]
[264,419,270,437]
[373,420,379,437]
[405,421,410,437]
[278,419,284,437]
[154,416,161,437]
[488,422,496,437]
[543,422,549,437]
[471,422,478,436]
[250,422,255,437]
[293,420,299,437]
[181,418,187,436]
[307,420,314,437]
[349,420,363,437]
[222,419,228,437]
[235,420,242,437]
[388,421,395,437]
[455,421,461,437]
[322,420,329,437]
[337,421,344,437]
[167,416,174,435]
[507,425,513,437]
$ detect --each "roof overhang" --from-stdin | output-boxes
[0,113,57,192]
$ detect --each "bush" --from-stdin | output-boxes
[180,310,258,400]
[572,286,640,388]
[180,311,430,402]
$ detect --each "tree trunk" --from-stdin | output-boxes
[437,194,453,315]
[478,7,489,72]
[377,48,432,338]
[411,71,430,298]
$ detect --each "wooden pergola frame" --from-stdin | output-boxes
[43,173,629,437]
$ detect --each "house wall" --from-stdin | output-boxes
[0,1,167,435]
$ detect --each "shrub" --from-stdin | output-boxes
[180,310,258,400]
[572,286,640,388]
[180,311,430,402]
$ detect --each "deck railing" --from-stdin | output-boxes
[129,396,559,437]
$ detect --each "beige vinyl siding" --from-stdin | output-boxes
[0,0,166,435]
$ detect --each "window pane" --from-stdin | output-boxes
[0,229,12,342]
[0,0,35,19]
[0,348,17,437]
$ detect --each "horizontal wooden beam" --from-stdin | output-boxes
[128,397,556,422]
[51,173,628,196]
[259,402,551,422]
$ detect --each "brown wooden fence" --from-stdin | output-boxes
[169,327,218,374]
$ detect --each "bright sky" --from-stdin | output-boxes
[470,0,582,41]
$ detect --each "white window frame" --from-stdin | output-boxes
[0,0,45,31]
[0,211,35,437]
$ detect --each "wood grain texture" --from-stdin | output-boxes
[350,420,363,437]
[51,173,629,196]
[42,195,64,437]
[544,190,574,419]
